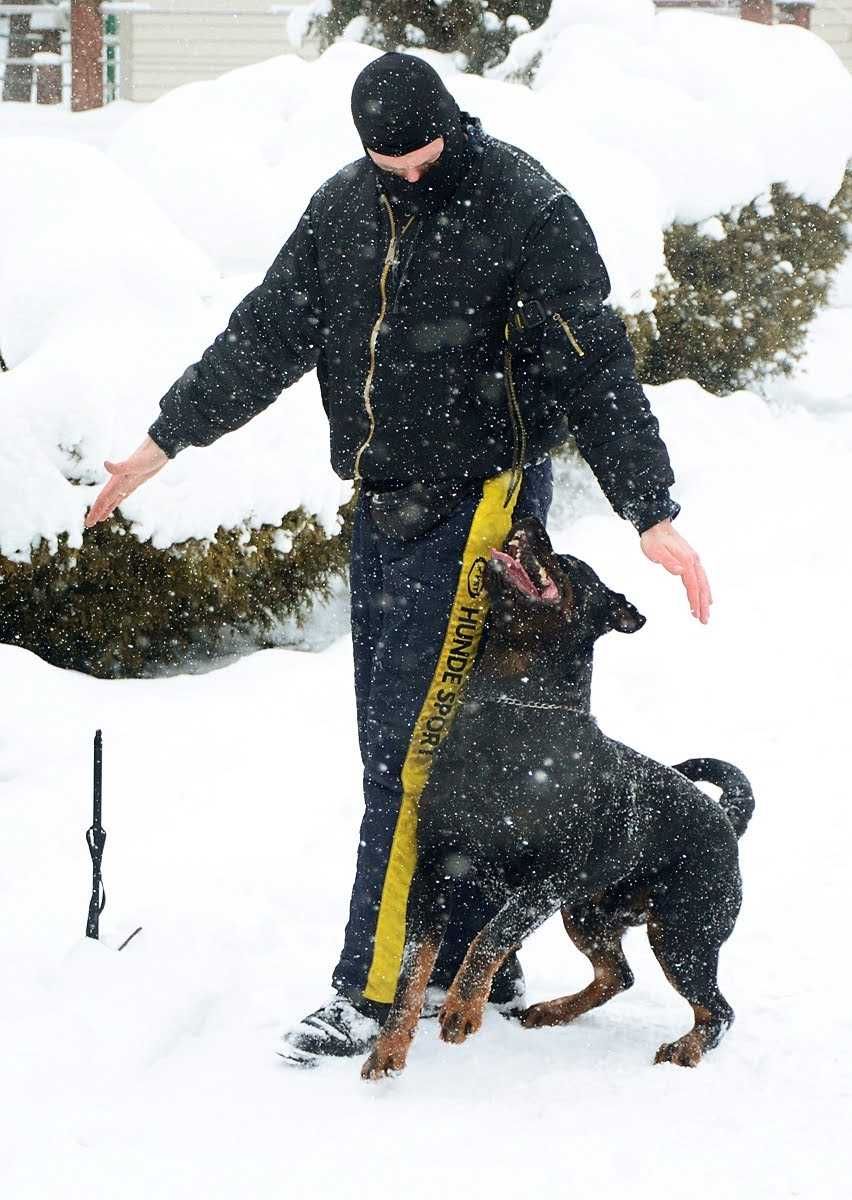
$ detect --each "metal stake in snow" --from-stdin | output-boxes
[84,730,142,950]
[85,730,106,939]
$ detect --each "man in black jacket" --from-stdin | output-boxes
[86,53,711,1065]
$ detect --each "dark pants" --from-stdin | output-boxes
[332,460,553,1006]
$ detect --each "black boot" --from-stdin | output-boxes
[277,994,389,1068]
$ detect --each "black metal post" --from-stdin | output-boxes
[85,729,106,938]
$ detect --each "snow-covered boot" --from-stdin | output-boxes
[277,994,387,1068]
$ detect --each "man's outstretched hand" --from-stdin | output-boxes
[84,436,170,529]
[640,519,712,624]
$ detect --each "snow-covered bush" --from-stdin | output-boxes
[0,511,349,678]
[0,131,350,676]
[290,0,549,75]
[630,175,852,395]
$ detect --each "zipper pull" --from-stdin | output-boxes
[554,313,585,357]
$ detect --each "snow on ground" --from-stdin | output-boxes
[2,376,851,1198]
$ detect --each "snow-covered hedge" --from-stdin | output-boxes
[631,175,852,395]
[0,509,349,678]
[2,2,852,673]
[0,126,350,675]
[288,0,547,75]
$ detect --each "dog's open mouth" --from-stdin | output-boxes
[490,530,560,605]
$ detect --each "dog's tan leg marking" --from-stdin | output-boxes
[361,937,441,1080]
[522,909,633,1028]
[439,934,510,1046]
[654,1004,717,1068]
[520,959,628,1028]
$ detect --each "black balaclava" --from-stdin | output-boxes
[351,53,474,214]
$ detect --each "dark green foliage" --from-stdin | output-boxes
[631,175,852,395]
[305,0,548,74]
[0,505,351,678]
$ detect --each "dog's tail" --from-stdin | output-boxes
[673,757,755,839]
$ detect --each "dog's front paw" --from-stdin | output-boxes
[439,994,485,1045]
[654,1033,703,1068]
[361,1034,409,1080]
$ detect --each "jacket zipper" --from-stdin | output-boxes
[502,336,526,508]
[554,312,585,357]
[353,195,415,481]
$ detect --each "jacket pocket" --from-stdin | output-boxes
[503,303,620,458]
[368,480,471,542]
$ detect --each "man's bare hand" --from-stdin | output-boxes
[640,519,712,624]
[84,437,170,528]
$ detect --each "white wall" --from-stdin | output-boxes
[119,0,309,103]
[813,0,852,72]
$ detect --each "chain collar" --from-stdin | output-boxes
[484,695,586,713]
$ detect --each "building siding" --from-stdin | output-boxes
[813,0,852,70]
[119,1,309,102]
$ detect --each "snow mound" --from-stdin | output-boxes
[108,41,376,272]
[0,137,217,366]
[495,0,852,220]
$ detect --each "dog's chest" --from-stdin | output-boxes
[423,711,597,855]
[422,711,650,881]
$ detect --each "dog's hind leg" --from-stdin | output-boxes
[362,863,450,1080]
[521,905,634,1029]
[647,893,737,1068]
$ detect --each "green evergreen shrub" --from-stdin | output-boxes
[300,0,548,74]
[631,173,852,395]
[0,504,351,678]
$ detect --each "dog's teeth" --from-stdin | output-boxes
[507,534,525,561]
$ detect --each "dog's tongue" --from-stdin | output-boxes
[491,548,543,601]
[491,547,560,603]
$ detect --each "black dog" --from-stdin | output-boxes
[362,517,753,1078]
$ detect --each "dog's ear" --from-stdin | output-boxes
[607,591,646,634]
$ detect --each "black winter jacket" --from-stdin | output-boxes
[149,121,679,533]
